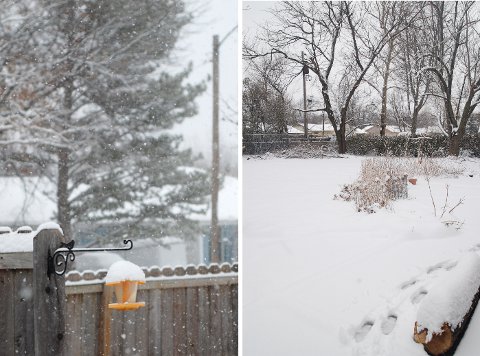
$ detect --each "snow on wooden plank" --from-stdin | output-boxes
[414,252,480,355]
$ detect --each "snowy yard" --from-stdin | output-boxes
[243,155,480,356]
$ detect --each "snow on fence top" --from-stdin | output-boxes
[66,262,238,284]
[416,252,480,341]
[105,260,146,284]
[0,222,63,253]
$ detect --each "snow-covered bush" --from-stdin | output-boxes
[336,157,464,213]
[335,158,408,212]
[346,134,480,157]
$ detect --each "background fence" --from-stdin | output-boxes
[0,249,238,356]
[243,133,332,154]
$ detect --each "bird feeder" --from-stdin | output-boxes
[105,260,146,311]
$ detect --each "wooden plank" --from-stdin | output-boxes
[81,293,99,356]
[209,285,222,355]
[198,286,210,356]
[134,289,148,355]
[65,294,82,356]
[160,289,174,355]
[0,252,33,269]
[109,309,124,356]
[13,269,34,356]
[123,309,136,356]
[186,287,199,355]
[219,285,231,355]
[33,229,66,356]
[0,270,15,355]
[98,285,113,356]
[147,289,162,356]
[173,288,187,355]
[231,284,239,354]
[66,283,103,295]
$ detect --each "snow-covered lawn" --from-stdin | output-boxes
[243,155,480,356]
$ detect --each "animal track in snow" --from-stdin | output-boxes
[354,320,374,342]
[411,288,428,304]
[400,278,417,290]
[426,260,457,274]
[380,314,398,335]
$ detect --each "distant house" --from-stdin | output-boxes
[0,174,238,269]
[361,125,402,136]
[191,176,238,265]
[416,126,444,135]
[289,123,336,137]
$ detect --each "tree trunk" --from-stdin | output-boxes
[57,150,71,241]
[336,117,347,154]
[448,134,462,156]
[410,106,420,137]
[380,38,394,137]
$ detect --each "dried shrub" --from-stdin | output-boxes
[335,158,408,212]
[335,157,464,213]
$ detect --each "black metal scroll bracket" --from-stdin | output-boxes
[47,239,133,277]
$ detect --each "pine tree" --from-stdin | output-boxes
[0,0,209,241]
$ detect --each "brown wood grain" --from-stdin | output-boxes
[33,229,66,356]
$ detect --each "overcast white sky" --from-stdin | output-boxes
[174,0,238,175]
[243,1,326,110]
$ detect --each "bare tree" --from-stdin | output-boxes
[395,3,433,137]
[243,55,294,133]
[244,1,414,153]
[424,1,480,155]
[376,2,398,136]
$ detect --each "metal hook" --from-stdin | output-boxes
[48,239,133,277]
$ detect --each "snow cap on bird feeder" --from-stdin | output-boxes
[105,260,146,310]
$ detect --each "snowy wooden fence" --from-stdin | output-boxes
[0,233,238,356]
[65,264,238,356]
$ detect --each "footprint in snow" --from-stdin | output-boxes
[426,260,457,274]
[380,314,397,335]
[411,288,428,304]
[400,278,417,290]
[354,320,374,342]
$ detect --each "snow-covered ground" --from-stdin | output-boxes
[243,155,480,356]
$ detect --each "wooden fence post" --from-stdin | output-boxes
[33,229,66,356]
[99,285,113,356]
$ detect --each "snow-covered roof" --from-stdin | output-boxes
[0,222,62,253]
[308,123,335,132]
[0,177,56,226]
[416,126,444,134]
[73,251,125,271]
[386,125,401,133]
[190,175,238,221]
[287,125,304,134]
[0,174,237,225]
[363,125,402,133]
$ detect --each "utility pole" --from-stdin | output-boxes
[302,51,308,139]
[211,34,220,264]
[210,27,237,264]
